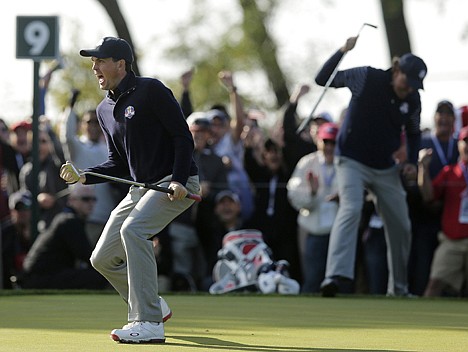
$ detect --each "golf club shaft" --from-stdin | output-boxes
[296,23,377,135]
[296,53,347,134]
[83,171,202,202]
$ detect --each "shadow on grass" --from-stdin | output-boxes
[167,335,412,352]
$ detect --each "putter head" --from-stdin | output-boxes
[357,23,378,37]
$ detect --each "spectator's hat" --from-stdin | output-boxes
[206,109,230,122]
[80,37,134,64]
[9,190,32,211]
[11,120,32,132]
[186,112,211,132]
[458,126,468,141]
[460,106,468,127]
[399,53,427,90]
[436,100,455,116]
[317,122,339,141]
[215,190,240,204]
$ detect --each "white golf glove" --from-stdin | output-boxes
[60,161,82,184]
[168,181,188,201]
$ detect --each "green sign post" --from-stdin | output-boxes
[16,16,59,242]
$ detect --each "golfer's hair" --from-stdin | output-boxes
[125,62,133,73]
[111,58,133,73]
[391,56,400,72]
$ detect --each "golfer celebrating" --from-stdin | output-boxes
[60,37,199,343]
[317,36,427,297]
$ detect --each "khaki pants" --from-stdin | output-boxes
[430,233,468,293]
[90,175,199,322]
[325,157,411,296]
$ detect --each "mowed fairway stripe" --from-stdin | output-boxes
[0,293,467,352]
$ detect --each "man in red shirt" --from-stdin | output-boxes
[418,126,468,297]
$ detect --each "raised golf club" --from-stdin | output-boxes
[296,23,378,134]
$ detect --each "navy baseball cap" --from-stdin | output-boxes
[436,100,455,116]
[399,53,427,90]
[80,37,134,63]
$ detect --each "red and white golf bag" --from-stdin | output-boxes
[209,229,300,294]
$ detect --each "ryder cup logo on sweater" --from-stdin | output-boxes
[125,106,135,119]
[399,102,409,114]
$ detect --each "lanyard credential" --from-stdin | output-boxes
[431,134,454,166]
[458,162,468,224]
[459,161,468,187]
[321,163,336,188]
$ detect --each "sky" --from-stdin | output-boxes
[1,0,467,129]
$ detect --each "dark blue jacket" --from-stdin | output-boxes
[84,72,198,185]
[316,50,421,169]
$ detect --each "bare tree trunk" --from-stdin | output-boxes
[96,0,140,76]
[238,0,289,106]
[379,0,412,58]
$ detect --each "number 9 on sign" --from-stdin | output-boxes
[24,21,50,55]
[16,16,58,60]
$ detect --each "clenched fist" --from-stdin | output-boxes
[167,181,188,201]
[60,161,82,184]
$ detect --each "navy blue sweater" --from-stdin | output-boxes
[316,50,421,169]
[84,72,198,185]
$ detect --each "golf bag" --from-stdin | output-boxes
[209,229,300,294]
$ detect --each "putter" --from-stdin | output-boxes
[296,23,378,135]
[83,171,202,202]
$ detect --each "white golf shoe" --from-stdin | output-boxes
[160,296,172,322]
[120,296,172,330]
[110,321,165,344]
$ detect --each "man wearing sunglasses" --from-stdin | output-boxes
[21,183,107,290]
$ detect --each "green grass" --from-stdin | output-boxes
[0,292,467,351]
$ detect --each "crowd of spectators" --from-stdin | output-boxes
[0,60,467,298]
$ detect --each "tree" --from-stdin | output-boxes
[238,0,289,106]
[50,0,415,120]
[160,0,289,113]
[96,0,141,76]
[379,0,412,58]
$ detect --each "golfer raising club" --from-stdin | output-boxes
[60,37,200,344]
[317,36,427,297]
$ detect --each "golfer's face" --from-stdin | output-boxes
[392,70,414,99]
[91,57,122,91]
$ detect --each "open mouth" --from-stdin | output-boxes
[96,74,104,85]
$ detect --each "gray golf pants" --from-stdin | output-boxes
[90,175,199,322]
[325,157,411,296]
